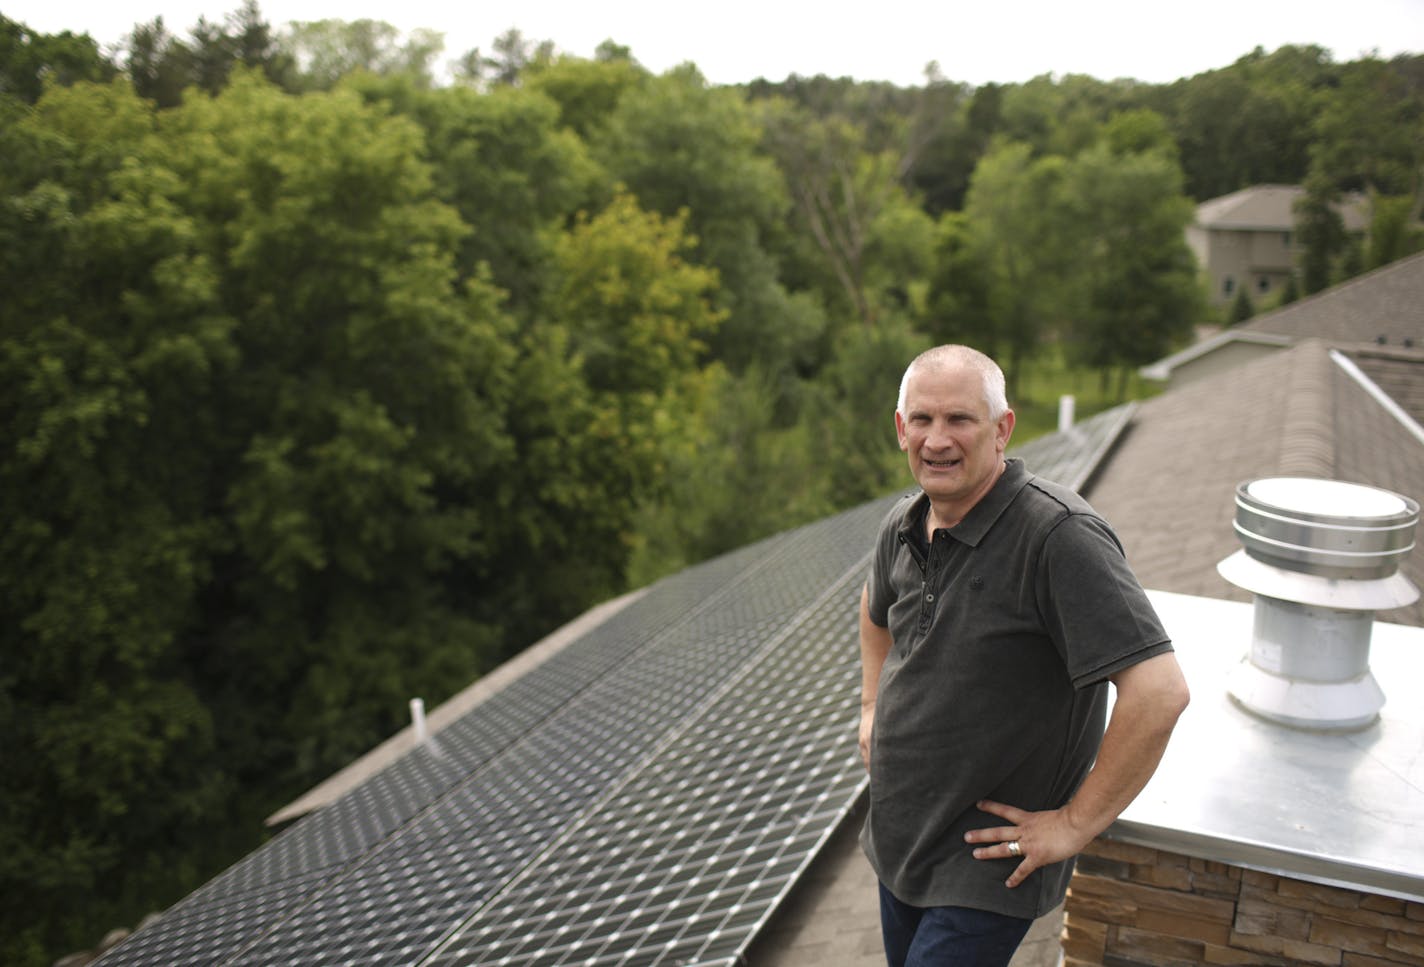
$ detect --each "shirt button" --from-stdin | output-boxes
[926,593,934,602]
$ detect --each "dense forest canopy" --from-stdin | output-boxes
[3,4,1422,962]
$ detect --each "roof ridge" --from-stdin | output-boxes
[1276,340,1336,478]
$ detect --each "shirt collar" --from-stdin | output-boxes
[897,458,1033,549]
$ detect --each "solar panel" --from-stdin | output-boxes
[424,542,870,965]
[96,414,1119,967]
[96,495,896,967]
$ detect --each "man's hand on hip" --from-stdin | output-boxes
[963,798,1093,889]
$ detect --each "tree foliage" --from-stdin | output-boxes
[1060,135,1201,381]
[0,14,113,103]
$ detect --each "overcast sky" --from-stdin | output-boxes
[9,0,1424,87]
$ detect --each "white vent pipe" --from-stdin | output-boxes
[410,697,428,744]
[1216,477,1419,731]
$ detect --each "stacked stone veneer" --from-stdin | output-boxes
[1064,839,1424,966]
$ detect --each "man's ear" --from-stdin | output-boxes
[996,409,1016,451]
[894,410,909,452]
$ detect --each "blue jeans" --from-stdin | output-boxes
[879,882,1033,967]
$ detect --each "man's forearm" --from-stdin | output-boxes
[859,583,892,768]
[1062,652,1190,839]
[859,584,890,707]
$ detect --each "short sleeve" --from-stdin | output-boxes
[1036,513,1172,689]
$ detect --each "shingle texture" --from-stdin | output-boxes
[1194,184,1302,230]
[1348,345,1424,426]
[1083,339,1424,627]
[1242,250,1424,348]
[1194,184,1370,233]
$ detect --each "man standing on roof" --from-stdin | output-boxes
[859,344,1190,966]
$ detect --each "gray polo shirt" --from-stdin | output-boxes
[862,459,1171,917]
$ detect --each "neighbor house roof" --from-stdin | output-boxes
[1244,250,1424,347]
[1193,183,1370,233]
[1142,251,1424,382]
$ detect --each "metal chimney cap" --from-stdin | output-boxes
[1233,477,1419,581]
[1244,477,1413,521]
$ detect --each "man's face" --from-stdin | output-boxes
[894,362,1015,519]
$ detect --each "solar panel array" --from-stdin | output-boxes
[96,415,1120,967]
[96,492,899,967]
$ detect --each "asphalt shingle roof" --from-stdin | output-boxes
[1084,338,1424,627]
[1242,250,1424,348]
[1193,184,1370,233]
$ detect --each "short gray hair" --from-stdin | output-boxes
[896,345,1008,420]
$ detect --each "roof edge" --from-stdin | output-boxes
[265,586,650,826]
[1331,348,1424,448]
[1140,330,1294,380]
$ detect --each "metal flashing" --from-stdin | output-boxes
[1107,590,1424,902]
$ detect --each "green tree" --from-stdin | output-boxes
[281,18,444,91]
[902,74,980,215]
[595,66,822,383]
[1312,56,1424,196]
[111,3,293,105]
[1101,107,1179,158]
[352,74,602,310]
[538,192,727,587]
[548,192,722,397]
[1060,138,1202,389]
[998,73,1144,160]
[959,140,1069,393]
[925,210,995,349]
[0,15,114,104]
[1367,194,1424,268]
[759,101,923,328]
[1,78,229,963]
[1277,272,1300,306]
[626,364,829,585]
[0,73,559,962]
[807,316,928,505]
[1156,46,1329,199]
[1229,286,1255,323]
[1296,168,1348,293]
[122,17,195,107]
[227,0,295,88]
[524,52,646,140]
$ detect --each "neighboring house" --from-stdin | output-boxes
[92,264,1424,967]
[1142,249,1424,389]
[1186,184,1370,308]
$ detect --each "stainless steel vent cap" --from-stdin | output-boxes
[1233,477,1419,581]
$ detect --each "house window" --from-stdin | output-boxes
[1283,232,1293,247]
[1223,276,1235,296]
[1257,276,1271,293]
